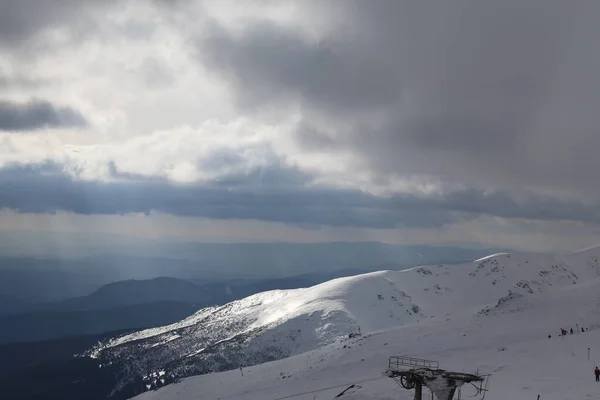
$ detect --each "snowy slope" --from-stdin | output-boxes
[90,245,600,397]
[136,275,600,400]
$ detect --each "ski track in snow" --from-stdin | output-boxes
[90,245,600,399]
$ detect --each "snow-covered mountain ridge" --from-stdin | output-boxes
[90,245,600,396]
[138,271,600,400]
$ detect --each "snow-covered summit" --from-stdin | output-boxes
[90,246,600,397]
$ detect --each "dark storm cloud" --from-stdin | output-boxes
[0,163,468,228]
[0,100,87,131]
[197,0,600,200]
[199,21,399,114]
[3,163,600,228]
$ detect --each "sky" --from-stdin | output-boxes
[2,0,600,254]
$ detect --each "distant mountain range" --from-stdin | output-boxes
[53,271,371,311]
[52,277,207,311]
[0,294,31,315]
[0,242,511,303]
[0,269,375,344]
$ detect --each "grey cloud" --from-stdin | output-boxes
[0,73,45,89]
[108,152,314,190]
[0,163,468,229]
[293,120,337,151]
[199,21,399,114]
[0,0,117,48]
[0,0,166,55]
[5,0,600,228]
[139,58,175,88]
[3,163,600,229]
[403,116,516,154]
[0,0,85,46]
[413,190,600,224]
[0,99,87,131]
[197,0,600,201]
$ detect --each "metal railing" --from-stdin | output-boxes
[388,356,439,370]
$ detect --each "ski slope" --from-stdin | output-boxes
[93,245,600,398]
[137,268,600,399]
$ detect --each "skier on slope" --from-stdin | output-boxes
[570,328,574,335]
[595,367,599,382]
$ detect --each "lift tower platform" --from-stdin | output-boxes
[385,356,491,400]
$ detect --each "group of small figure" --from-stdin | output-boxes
[548,326,588,339]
